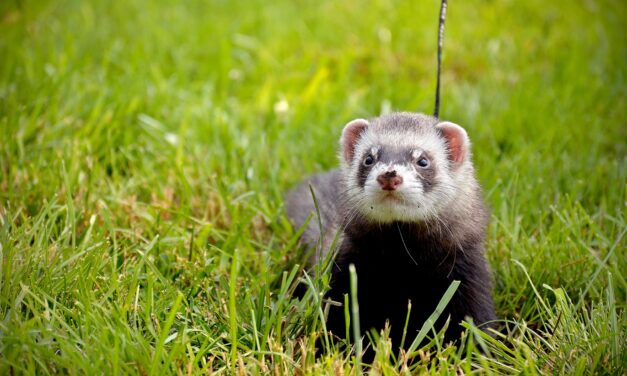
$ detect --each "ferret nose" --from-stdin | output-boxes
[377,170,403,191]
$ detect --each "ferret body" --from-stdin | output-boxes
[286,112,495,351]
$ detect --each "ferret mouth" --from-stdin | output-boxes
[379,191,405,203]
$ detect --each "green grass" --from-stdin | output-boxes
[1,0,625,374]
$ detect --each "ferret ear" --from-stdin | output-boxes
[340,119,369,162]
[436,121,469,166]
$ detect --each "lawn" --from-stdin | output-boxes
[0,0,625,374]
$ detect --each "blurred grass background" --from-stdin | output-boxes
[0,0,625,374]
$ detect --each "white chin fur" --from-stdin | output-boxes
[360,199,428,223]
[352,164,427,223]
[357,189,430,223]
[346,163,458,224]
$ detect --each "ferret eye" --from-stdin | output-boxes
[364,155,375,166]
[417,157,429,167]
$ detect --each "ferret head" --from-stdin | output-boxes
[339,112,477,224]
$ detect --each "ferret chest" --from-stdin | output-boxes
[328,231,456,338]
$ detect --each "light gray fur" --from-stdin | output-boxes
[285,170,343,265]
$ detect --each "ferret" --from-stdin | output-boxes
[286,112,496,354]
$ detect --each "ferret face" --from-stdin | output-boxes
[339,113,471,223]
